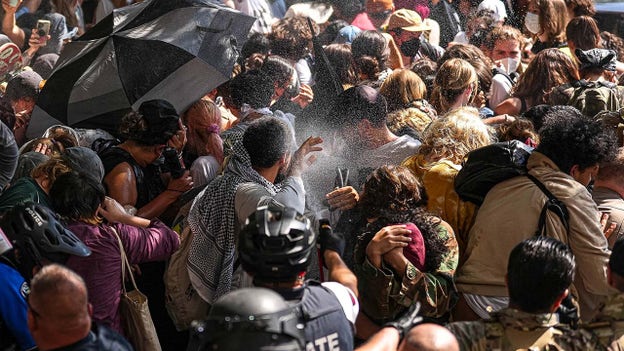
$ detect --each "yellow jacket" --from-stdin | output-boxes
[402,154,478,263]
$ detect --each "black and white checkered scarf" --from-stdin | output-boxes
[186,141,279,303]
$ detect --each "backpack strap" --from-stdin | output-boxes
[492,68,515,87]
[519,98,528,114]
[526,174,570,236]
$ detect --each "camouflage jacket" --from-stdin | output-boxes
[354,223,458,323]
[447,308,605,351]
[583,293,624,351]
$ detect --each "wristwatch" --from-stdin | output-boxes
[405,263,418,280]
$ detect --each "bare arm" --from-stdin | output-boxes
[103,162,190,219]
[494,97,521,116]
[324,250,358,297]
[1,0,25,48]
[103,162,139,208]
[355,328,400,351]
[98,196,150,228]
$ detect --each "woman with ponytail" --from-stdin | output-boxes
[430,58,479,115]
[351,30,392,88]
[182,99,225,187]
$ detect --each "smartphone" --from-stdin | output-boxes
[36,19,51,46]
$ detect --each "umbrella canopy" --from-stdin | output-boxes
[29,0,254,137]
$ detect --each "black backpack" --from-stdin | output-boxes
[454,140,569,236]
[454,140,533,206]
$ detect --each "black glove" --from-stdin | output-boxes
[383,302,423,339]
[318,219,346,258]
[556,294,580,329]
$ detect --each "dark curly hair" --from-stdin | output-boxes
[411,58,437,101]
[358,165,447,272]
[536,106,617,173]
[360,165,426,216]
[601,31,624,65]
[361,208,448,273]
[269,16,316,61]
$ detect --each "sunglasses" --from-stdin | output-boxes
[370,10,392,20]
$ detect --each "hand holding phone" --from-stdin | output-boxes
[36,20,51,46]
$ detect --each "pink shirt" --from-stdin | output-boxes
[351,12,376,31]
[65,220,180,333]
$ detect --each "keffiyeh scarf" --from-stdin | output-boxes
[187,141,279,303]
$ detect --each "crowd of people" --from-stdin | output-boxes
[2,0,624,350]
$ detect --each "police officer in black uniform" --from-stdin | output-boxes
[187,287,306,351]
[0,203,91,351]
[238,204,359,351]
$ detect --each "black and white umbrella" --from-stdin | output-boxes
[28,0,254,137]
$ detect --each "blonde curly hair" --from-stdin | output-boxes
[387,107,432,135]
[418,107,494,164]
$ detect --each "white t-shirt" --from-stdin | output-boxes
[489,73,515,110]
[190,155,221,188]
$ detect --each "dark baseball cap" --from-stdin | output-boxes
[61,147,105,183]
[134,99,180,145]
[5,70,43,102]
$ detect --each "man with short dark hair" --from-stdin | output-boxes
[456,107,617,321]
[188,117,322,305]
[449,237,601,350]
[305,85,421,261]
[310,85,421,212]
[27,264,132,350]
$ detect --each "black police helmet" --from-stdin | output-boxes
[239,204,315,282]
[190,287,305,351]
[1,202,91,266]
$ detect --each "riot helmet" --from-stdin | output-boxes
[188,287,305,351]
[239,204,315,282]
[0,202,90,280]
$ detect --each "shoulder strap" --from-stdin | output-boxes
[111,226,139,294]
[520,98,528,114]
[526,174,570,236]
[596,80,617,90]
[493,68,515,86]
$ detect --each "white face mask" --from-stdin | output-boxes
[524,12,540,35]
[500,57,520,74]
